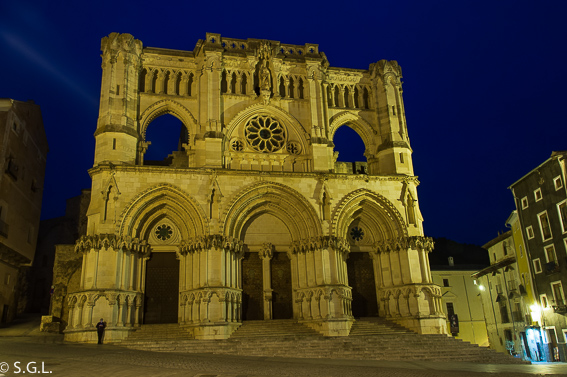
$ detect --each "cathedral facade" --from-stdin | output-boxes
[63,33,445,342]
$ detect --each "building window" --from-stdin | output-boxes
[534,188,543,202]
[5,156,19,180]
[499,301,510,323]
[538,211,553,241]
[551,281,565,306]
[545,245,557,263]
[533,258,542,274]
[558,201,567,233]
[446,302,454,316]
[4,273,10,285]
[541,294,549,308]
[443,278,450,287]
[526,226,535,239]
[521,196,529,209]
[554,176,563,191]
[519,244,524,258]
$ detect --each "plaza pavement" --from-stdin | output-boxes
[1,316,567,377]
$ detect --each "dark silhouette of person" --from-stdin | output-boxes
[96,318,106,344]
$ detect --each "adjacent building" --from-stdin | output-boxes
[0,99,48,323]
[429,238,490,346]
[51,32,445,343]
[509,151,567,361]
[474,230,535,359]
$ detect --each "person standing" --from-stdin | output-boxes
[96,318,106,344]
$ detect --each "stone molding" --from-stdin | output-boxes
[373,236,434,254]
[75,234,149,254]
[289,236,350,254]
[179,235,243,254]
[88,164,421,184]
[68,289,143,308]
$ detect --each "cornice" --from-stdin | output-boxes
[88,164,420,184]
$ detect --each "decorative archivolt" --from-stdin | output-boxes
[225,103,309,143]
[221,181,322,241]
[117,183,209,240]
[331,188,407,240]
[138,99,198,140]
[328,111,376,152]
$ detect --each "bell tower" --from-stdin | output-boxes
[370,60,413,176]
[94,33,143,166]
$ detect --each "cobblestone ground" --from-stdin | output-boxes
[1,337,567,377]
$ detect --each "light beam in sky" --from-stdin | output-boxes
[1,32,97,106]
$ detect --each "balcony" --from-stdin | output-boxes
[553,305,567,314]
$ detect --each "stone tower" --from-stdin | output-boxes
[62,32,445,343]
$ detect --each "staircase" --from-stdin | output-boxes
[115,318,527,364]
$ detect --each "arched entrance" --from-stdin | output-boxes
[347,252,378,317]
[144,252,179,324]
[240,212,293,320]
[333,189,408,319]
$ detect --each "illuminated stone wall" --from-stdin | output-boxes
[59,33,445,342]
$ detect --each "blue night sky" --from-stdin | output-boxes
[1,0,565,246]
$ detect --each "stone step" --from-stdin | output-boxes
[116,318,528,364]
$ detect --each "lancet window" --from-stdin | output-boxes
[221,70,248,95]
[139,68,194,96]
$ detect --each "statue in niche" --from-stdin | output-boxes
[260,61,272,91]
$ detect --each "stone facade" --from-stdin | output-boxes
[60,32,445,342]
[0,99,48,323]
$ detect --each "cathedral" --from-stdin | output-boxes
[61,32,445,342]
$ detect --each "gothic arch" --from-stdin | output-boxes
[138,99,198,140]
[225,103,309,149]
[221,181,322,241]
[117,183,208,241]
[328,111,376,151]
[331,188,407,241]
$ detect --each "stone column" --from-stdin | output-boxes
[134,302,141,327]
[227,71,234,94]
[156,70,165,94]
[179,72,189,96]
[68,304,75,329]
[167,71,177,94]
[126,302,133,326]
[117,298,124,327]
[235,75,242,94]
[144,70,153,93]
[259,243,274,320]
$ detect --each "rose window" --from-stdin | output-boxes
[245,116,286,153]
[155,224,173,241]
[350,227,364,241]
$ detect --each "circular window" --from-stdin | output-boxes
[245,115,286,153]
[350,227,364,241]
[286,141,301,155]
[231,138,244,152]
[155,224,173,241]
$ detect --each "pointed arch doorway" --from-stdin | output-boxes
[240,212,293,320]
[144,251,179,324]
